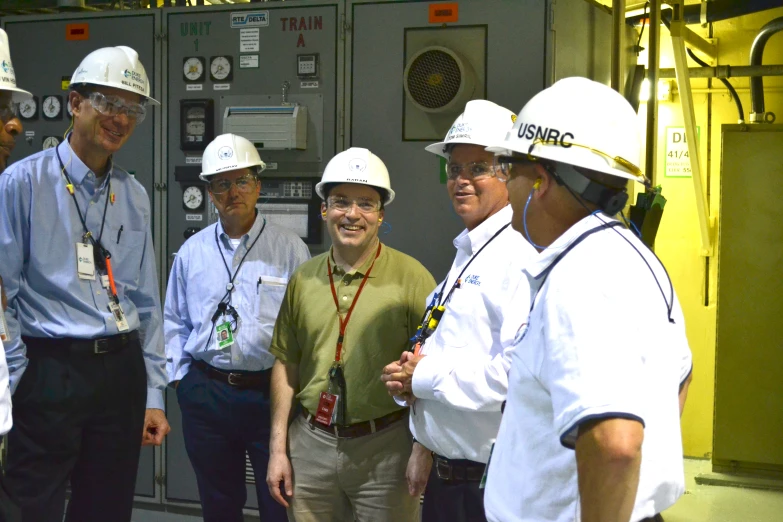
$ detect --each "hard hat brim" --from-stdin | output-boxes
[71,80,160,106]
[424,141,448,159]
[3,85,33,102]
[315,180,396,205]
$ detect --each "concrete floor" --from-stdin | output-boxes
[130,458,783,521]
[663,459,783,522]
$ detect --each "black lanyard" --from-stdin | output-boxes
[56,146,112,253]
[412,222,511,347]
[212,217,266,310]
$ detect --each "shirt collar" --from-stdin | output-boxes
[217,211,263,249]
[57,133,115,186]
[454,204,513,255]
[329,240,383,277]
[524,213,622,279]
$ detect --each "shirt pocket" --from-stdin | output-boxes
[255,276,288,320]
[103,224,146,291]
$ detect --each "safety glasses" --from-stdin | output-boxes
[527,138,648,184]
[208,174,258,195]
[326,196,382,214]
[87,91,147,124]
[444,161,500,182]
[493,155,538,183]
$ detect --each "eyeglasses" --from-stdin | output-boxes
[208,174,258,195]
[326,196,382,213]
[493,155,538,183]
[444,161,499,181]
[527,138,648,184]
[87,91,147,124]
[0,102,19,123]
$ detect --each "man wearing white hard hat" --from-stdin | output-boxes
[0,46,169,521]
[482,77,693,522]
[164,133,309,522]
[266,147,435,522]
[380,100,536,522]
[0,28,31,174]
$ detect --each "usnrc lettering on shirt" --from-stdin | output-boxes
[517,122,574,148]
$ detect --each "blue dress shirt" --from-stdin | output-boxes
[0,137,167,410]
[164,212,310,382]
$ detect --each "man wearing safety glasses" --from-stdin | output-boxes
[380,100,536,522]
[0,46,169,521]
[266,148,435,522]
[164,133,309,522]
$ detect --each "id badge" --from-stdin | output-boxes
[215,321,235,350]
[479,440,496,489]
[315,391,339,426]
[108,301,130,332]
[76,242,96,280]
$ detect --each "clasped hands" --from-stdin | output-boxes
[381,351,426,405]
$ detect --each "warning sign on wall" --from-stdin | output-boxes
[664,126,700,178]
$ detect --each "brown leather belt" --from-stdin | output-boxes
[194,359,271,390]
[23,331,139,356]
[433,454,485,482]
[302,407,407,439]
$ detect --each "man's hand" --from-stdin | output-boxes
[381,351,426,398]
[267,452,294,508]
[142,408,171,446]
[406,442,433,497]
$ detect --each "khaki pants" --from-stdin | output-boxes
[287,415,419,522]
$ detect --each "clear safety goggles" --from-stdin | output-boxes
[0,102,19,123]
[208,174,258,195]
[444,161,500,182]
[326,195,382,214]
[87,91,147,124]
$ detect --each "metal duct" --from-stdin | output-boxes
[749,16,783,123]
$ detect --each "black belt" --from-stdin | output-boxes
[23,331,139,356]
[433,454,485,482]
[302,407,407,439]
[193,359,271,390]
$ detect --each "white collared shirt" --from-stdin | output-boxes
[485,213,692,522]
[0,338,11,436]
[408,205,537,463]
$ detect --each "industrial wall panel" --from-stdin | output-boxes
[714,124,783,476]
[1,11,160,501]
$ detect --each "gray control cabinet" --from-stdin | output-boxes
[162,1,341,510]
[1,11,161,501]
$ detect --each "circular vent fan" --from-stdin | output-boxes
[404,46,476,113]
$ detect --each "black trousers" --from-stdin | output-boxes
[422,463,487,522]
[5,336,147,522]
[177,363,286,522]
[0,461,20,522]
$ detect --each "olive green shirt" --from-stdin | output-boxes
[270,243,436,424]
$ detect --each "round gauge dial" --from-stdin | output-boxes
[183,57,205,82]
[183,186,205,211]
[186,106,205,119]
[19,97,38,120]
[42,95,62,120]
[210,56,232,82]
[186,120,206,136]
[42,136,60,150]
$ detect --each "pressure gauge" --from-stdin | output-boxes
[183,57,205,82]
[19,96,38,120]
[42,95,63,120]
[42,136,60,150]
[182,185,205,211]
[180,99,214,151]
[209,56,233,82]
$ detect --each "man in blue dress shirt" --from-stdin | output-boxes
[0,46,169,522]
[165,133,310,522]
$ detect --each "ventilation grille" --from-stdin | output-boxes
[406,49,462,110]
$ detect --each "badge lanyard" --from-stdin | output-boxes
[204,218,267,350]
[325,241,383,425]
[411,223,511,354]
[56,146,118,302]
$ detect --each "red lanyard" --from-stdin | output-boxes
[326,242,382,363]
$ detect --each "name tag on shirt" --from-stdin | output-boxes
[108,301,130,332]
[76,242,96,280]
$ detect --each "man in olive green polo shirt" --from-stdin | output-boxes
[265,147,435,522]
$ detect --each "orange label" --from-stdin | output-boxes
[66,23,89,41]
[429,2,459,23]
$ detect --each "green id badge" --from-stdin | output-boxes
[215,321,235,350]
[479,440,495,489]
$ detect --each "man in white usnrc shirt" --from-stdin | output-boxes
[483,77,693,522]
[382,100,536,522]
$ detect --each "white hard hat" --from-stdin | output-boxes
[425,99,516,158]
[0,29,32,102]
[200,133,266,180]
[316,147,395,205]
[486,77,646,184]
[70,46,159,106]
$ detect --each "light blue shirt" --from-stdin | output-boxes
[164,212,310,382]
[0,138,167,410]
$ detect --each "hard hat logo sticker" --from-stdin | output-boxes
[447,123,472,141]
[0,60,13,75]
[123,69,144,84]
[218,146,234,160]
[348,159,366,173]
[517,122,574,148]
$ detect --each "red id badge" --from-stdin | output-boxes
[315,391,339,426]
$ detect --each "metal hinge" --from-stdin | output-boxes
[154,182,168,191]
[338,110,345,139]
[155,32,167,41]
[340,13,352,41]
[549,2,556,31]
[155,473,165,486]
